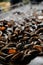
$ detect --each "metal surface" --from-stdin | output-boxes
[29,56,43,65]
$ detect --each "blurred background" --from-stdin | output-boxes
[0,0,43,12]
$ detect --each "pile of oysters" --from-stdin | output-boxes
[0,10,43,65]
